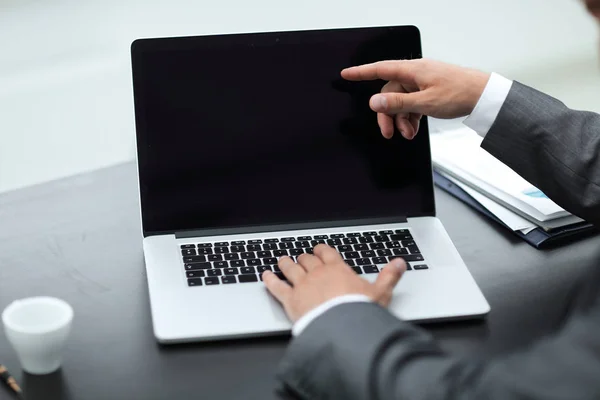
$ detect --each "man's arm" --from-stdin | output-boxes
[278,301,600,400]
[341,60,600,227]
[481,81,600,227]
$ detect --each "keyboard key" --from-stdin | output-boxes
[305,247,314,254]
[390,234,412,241]
[214,247,228,254]
[327,239,342,246]
[213,261,228,268]
[343,251,360,259]
[363,265,379,274]
[274,272,287,281]
[263,257,277,264]
[247,259,262,266]
[224,267,239,275]
[222,276,237,284]
[257,265,272,273]
[239,274,258,283]
[207,254,223,261]
[185,262,211,271]
[207,269,222,277]
[400,254,425,262]
[329,233,344,238]
[407,245,421,254]
[395,229,409,234]
[405,263,412,271]
[245,244,260,251]
[241,252,256,259]
[279,242,294,249]
[281,237,296,242]
[230,245,245,252]
[257,250,272,258]
[248,239,263,244]
[186,270,205,278]
[354,244,368,251]
[231,240,246,245]
[296,241,310,248]
[273,265,281,272]
[369,243,385,250]
[363,231,377,236]
[359,236,374,244]
[183,255,207,263]
[402,240,416,247]
[273,250,288,257]
[181,244,196,249]
[224,253,240,260]
[263,243,277,250]
[204,277,220,285]
[290,249,304,256]
[265,238,279,243]
[181,249,196,256]
[241,267,256,274]
[343,238,358,245]
[197,243,212,248]
[346,232,361,237]
[338,245,353,252]
[414,264,429,270]
[361,250,376,258]
[392,248,409,255]
[297,236,312,240]
[356,258,370,266]
[379,230,394,235]
[371,257,387,264]
[215,241,229,247]
[311,240,326,246]
[351,267,363,274]
[377,249,392,256]
[346,259,356,266]
[314,235,328,239]
[188,278,203,287]
[197,248,213,255]
[373,235,389,243]
[230,260,245,267]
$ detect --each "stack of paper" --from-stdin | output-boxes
[430,127,583,234]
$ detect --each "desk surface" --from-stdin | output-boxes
[1,162,599,400]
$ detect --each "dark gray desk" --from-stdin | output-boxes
[1,162,599,400]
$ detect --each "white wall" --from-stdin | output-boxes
[1,0,599,193]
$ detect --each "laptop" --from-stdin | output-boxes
[131,25,490,343]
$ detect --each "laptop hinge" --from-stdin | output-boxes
[174,216,408,239]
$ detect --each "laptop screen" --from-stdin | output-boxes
[132,26,435,236]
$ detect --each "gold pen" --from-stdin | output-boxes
[0,364,22,398]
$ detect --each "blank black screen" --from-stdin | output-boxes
[132,26,435,235]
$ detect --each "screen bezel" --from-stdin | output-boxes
[131,25,436,237]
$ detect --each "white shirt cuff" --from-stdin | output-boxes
[292,294,372,336]
[463,72,513,138]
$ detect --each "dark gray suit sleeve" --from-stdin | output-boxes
[278,301,600,400]
[482,81,600,226]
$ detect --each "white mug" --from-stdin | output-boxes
[2,296,73,375]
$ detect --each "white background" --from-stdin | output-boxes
[1,0,599,193]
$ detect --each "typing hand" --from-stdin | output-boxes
[262,244,406,322]
[341,59,490,140]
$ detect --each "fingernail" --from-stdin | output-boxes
[391,259,405,270]
[373,95,387,111]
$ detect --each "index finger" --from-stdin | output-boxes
[341,60,418,84]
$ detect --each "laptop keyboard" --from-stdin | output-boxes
[182,229,428,287]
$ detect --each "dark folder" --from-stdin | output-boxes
[433,171,596,248]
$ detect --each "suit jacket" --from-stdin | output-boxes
[276,82,600,399]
